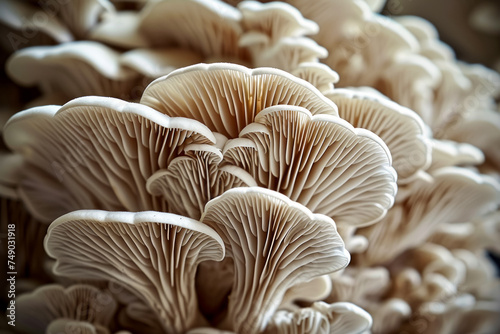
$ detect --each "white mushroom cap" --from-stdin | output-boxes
[201,187,350,333]
[45,210,225,334]
[3,96,215,222]
[140,63,338,138]
[239,1,319,44]
[90,10,149,49]
[280,275,332,312]
[6,41,141,102]
[427,139,484,172]
[222,105,397,227]
[17,284,117,334]
[291,62,339,95]
[120,48,203,79]
[139,0,245,59]
[327,88,431,182]
[146,143,257,219]
[357,167,500,266]
[267,301,372,334]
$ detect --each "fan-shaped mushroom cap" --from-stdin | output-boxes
[139,0,245,60]
[121,48,203,79]
[427,139,484,172]
[239,1,318,45]
[250,37,328,72]
[357,167,500,266]
[45,210,225,334]
[201,187,350,333]
[6,41,141,102]
[90,11,149,49]
[3,96,215,222]
[291,62,339,95]
[17,284,117,334]
[267,301,372,334]
[367,298,411,334]
[141,63,338,138]
[222,105,397,227]
[327,88,431,181]
[444,110,500,170]
[146,143,256,219]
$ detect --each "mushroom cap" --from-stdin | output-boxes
[17,284,117,334]
[90,10,149,49]
[201,187,349,333]
[3,96,215,222]
[357,167,500,266]
[140,62,338,138]
[222,105,397,227]
[280,275,332,312]
[139,0,245,59]
[146,143,257,219]
[239,1,319,44]
[291,62,339,95]
[428,139,484,172]
[120,48,203,79]
[268,301,372,334]
[6,41,140,101]
[45,210,225,334]
[327,88,431,181]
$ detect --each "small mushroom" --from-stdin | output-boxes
[201,187,350,333]
[146,143,257,219]
[267,301,372,334]
[291,62,339,95]
[45,210,225,334]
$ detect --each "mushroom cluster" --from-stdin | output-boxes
[1,1,499,334]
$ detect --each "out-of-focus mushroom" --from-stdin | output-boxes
[222,105,397,228]
[17,284,117,334]
[327,88,431,182]
[427,139,484,172]
[200,187,349,333]
[139,0,246,60]
[6,41,142,104]
[267,301,372,334]
[2,96,215,222]
[45,210,225,334]
[146,143,256,220]
[141,63,338,138]
[357,167,500,266]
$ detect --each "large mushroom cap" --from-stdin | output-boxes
[201,187,349,333]
[45,210,225,334]
[140,62,338,138]
[3,96,215,222]
[222,105,397,227]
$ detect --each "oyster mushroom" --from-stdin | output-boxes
[17,284,117,334]
[45,210,225,334]
[140,62,338,138]
[201,187,350,333]
[222,105,397,228]
[3,96,215,222]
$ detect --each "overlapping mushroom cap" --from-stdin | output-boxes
[3,96,215,222]
[200,187,350,333]
[45,210,225,334]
